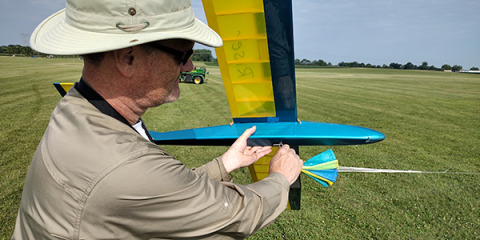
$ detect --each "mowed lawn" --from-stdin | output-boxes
[1,56,479,239]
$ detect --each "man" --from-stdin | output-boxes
[12,0,303,239]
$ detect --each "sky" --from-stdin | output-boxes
[1,0,479,69]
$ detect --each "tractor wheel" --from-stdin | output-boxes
[193,76,203,84]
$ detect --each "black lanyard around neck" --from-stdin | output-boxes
[75,77,154,142]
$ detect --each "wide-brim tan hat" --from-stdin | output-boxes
[31,0,222,55]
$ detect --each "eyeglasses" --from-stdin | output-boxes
[150,43,194,65]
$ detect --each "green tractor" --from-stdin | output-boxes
[180,66,208,84]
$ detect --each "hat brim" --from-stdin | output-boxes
[31,9,223,55]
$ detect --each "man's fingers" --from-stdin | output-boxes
[249,146,259,150]
[247,146,272,154]
[233,126,256,146]
[254,147,272,159]
[268,144,303,185]
[278,144,296,155]
[249,146,263,153]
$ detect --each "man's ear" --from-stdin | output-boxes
[114,47,135,77]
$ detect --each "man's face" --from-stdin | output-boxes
[139,39,195,107]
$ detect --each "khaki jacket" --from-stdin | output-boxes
[12,87,289,239]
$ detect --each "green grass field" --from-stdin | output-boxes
[1,56,479,239]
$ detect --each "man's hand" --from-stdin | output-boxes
[222,126,272,173]
[269,144,303,185]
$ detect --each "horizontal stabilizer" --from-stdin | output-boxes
[150,121,385,146]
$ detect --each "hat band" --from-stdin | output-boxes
[65,2,196,34]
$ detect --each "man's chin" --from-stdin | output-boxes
[164,88,180,104]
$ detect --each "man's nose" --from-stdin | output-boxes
[181,59,194,72]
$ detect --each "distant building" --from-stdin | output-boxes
[444,70,452,73]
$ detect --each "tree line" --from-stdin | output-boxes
[1,45,38,56]
[2,45,477,71]
[0,44,79,58]
[191,49,215,62]
[1,45,215,61]
[296,58,479,71]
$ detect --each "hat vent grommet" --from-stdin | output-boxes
[143,21,150,28]
[116,22,124,30]
[116,21,150,32]
[129,8,136,16]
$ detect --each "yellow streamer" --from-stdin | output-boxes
[301,169,334,185]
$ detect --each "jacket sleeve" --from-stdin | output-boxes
[80,148,290,239]
[190,156,232,182]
